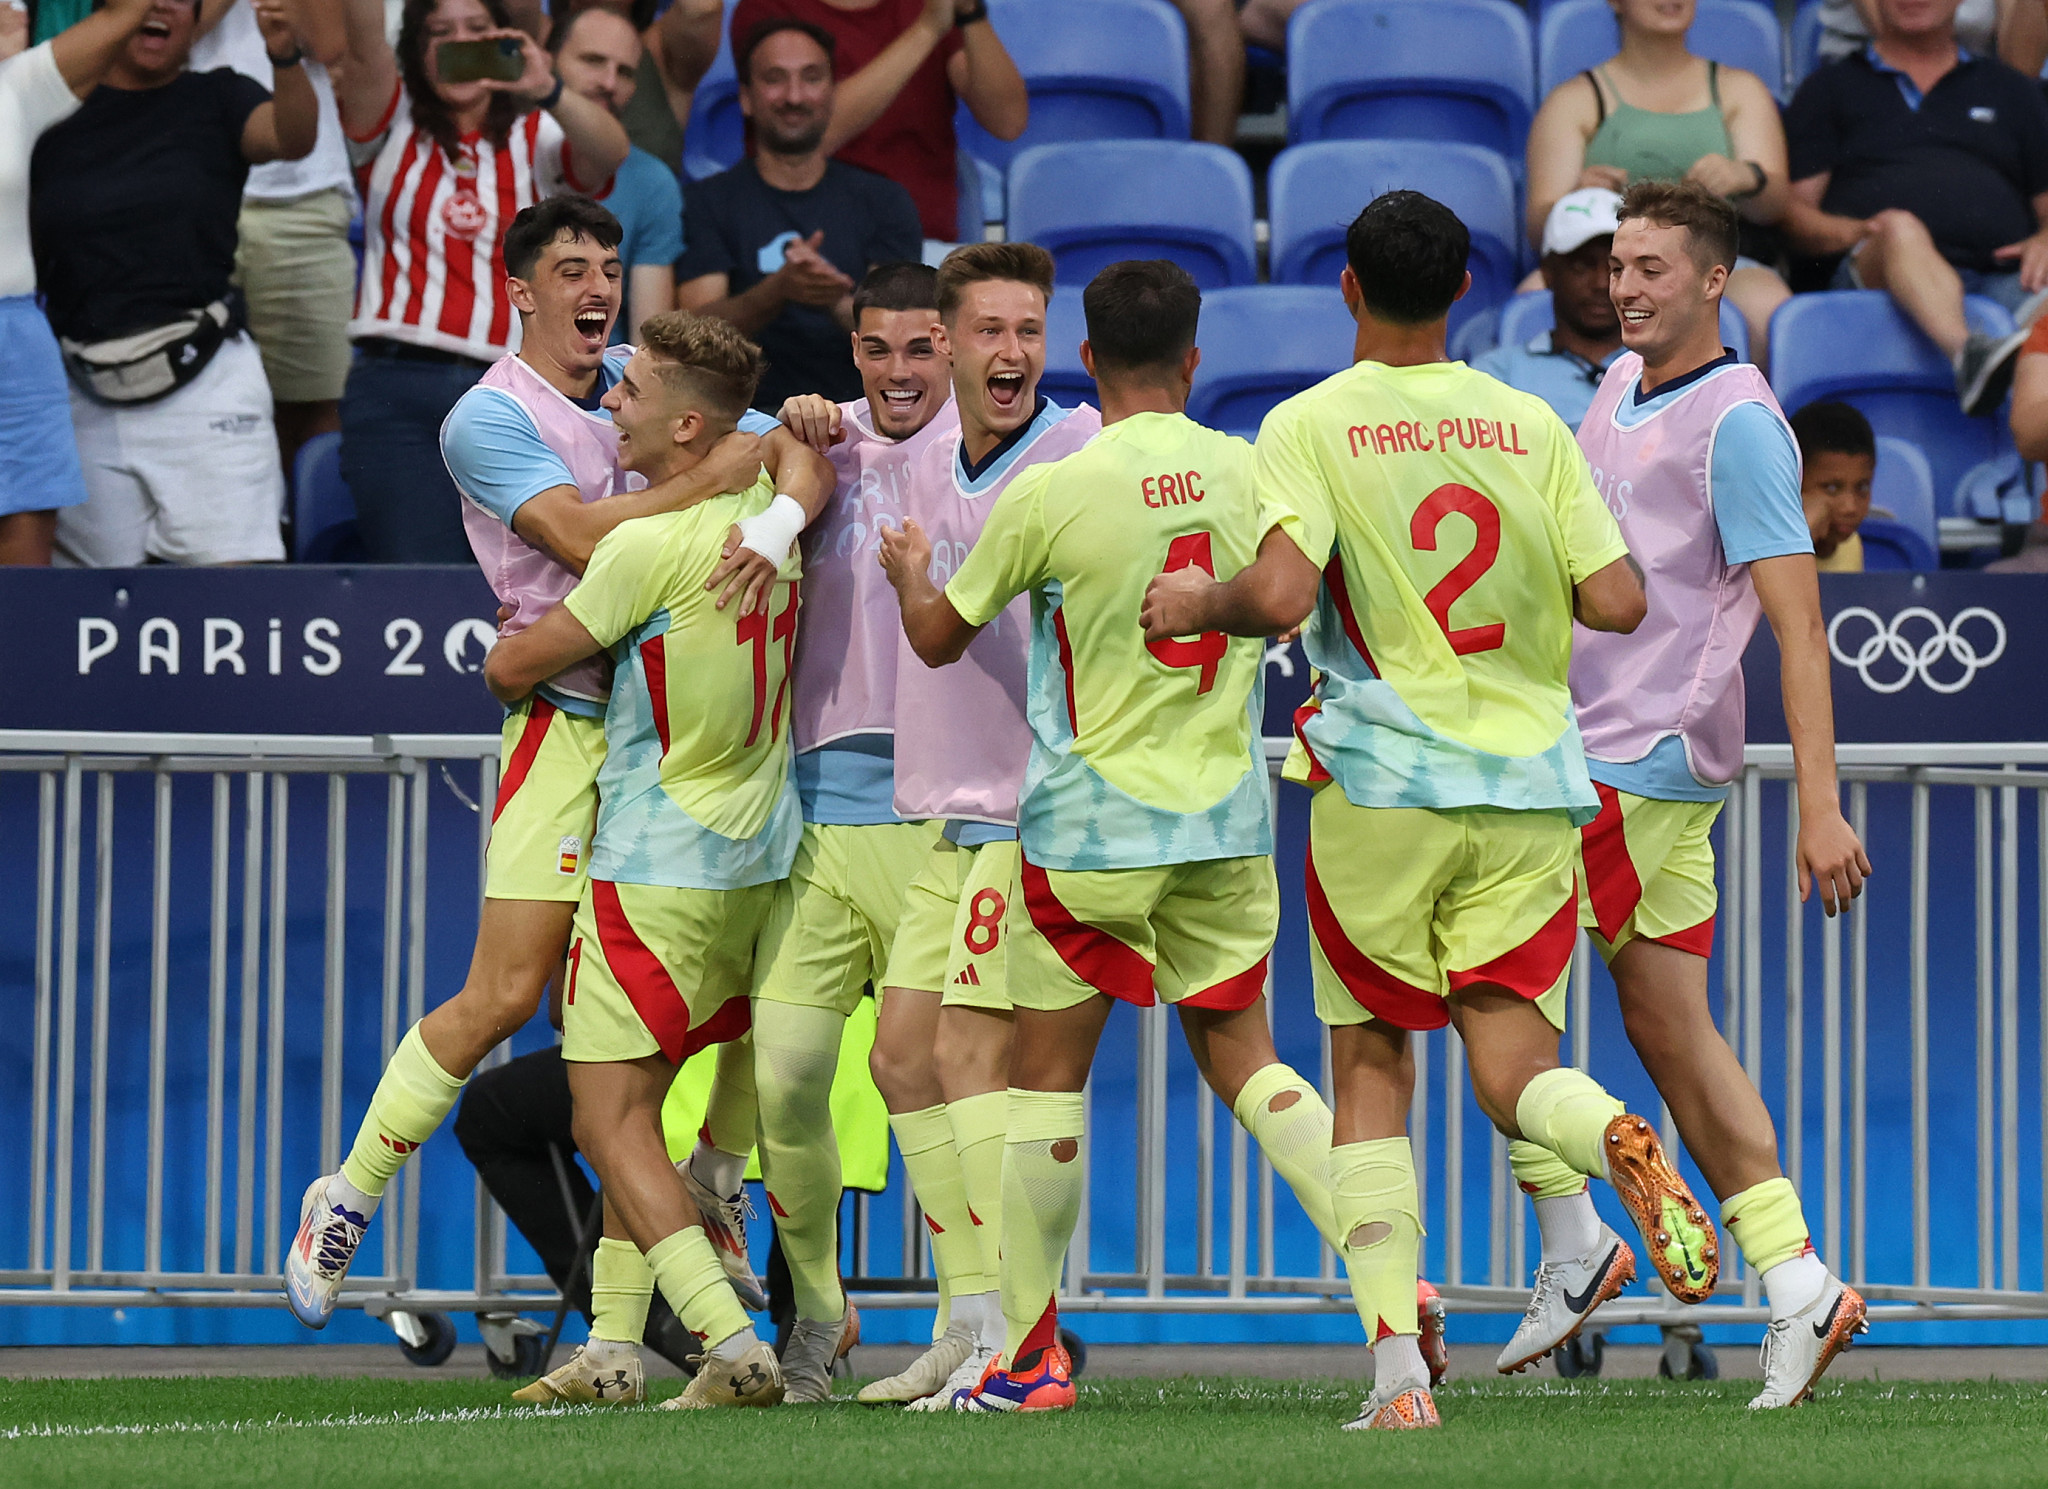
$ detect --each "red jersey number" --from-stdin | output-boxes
[1410,485,1506,656]
[737,581,800,746]
[1146,532,1227,694]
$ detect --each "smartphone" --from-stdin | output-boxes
[437,37,525,84]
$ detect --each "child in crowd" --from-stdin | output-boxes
[1790,400,1875,573]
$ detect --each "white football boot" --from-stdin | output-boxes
[905,1340,997,1412]
[1496,1223,1637,1374]
[780,1303,861,1404]
[284,1175,371,1329]
[1749,1276,1868,1409]
[511,1342,645,1406]
[857,1321,976,1404]
[678,1159,768,1312]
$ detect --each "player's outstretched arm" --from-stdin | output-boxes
[1752,551,1870,916]
[777,395,844,454]
[483,605,603,705]
[705,426,836,613]
[878,517,980,666]
[1141,525,1319,642]
[512,430,766,576]
[1571,555,1648,634]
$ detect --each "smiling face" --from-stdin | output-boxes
[122,0,198,83]
[853,306,950,440]
[601,350,700,478]
[555,8,640,116]
[425,0,503,113]
[509,228,622,374]
[1610,218,1726,365]
[939,279,1047,446]
[740,27,834,157]
[1612,0,1695,39]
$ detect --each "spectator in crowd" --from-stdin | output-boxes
[2008,313,2048,459]
[538,0,724,174]
[1790,400,1877,573]
[729,0,1024,245]
[1785,0,2048,417]
[549,4,679,341]
[191,0,354,481]
[1815,0,2048,76]
[29,0,316,567]
[0,0,152,566]
[333,0,629,563]
[1170,0,1242,147]
[1473,188,1626,429]
[676,18,921,410]
[1524,0,1791,359]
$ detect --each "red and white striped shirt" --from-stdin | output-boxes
[347,84,590,361]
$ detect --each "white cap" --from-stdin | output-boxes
[1542,187,1623,258]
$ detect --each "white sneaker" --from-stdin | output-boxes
[779,1303,861,1404]
[905,1341,995,1412]
[857,1322,976,1404]
[510,1343,644,1406]
[284,1176,370,1329]
[1496,1224,1636,1374]
[1749,1277,1867,1409]
[660,1338,785,1410]
[1340,1382,1440,1430]
[677,1159,768,1312]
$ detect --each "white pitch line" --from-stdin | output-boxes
[1,1403,607,1442]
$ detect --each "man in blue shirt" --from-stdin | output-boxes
[1473,189,1625,430]
[552,5,685,344]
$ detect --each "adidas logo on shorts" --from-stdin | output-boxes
[953,965,982,987]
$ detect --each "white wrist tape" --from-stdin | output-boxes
[735,493,807,567]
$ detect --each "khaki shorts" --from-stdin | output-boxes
[1579,786,1722,960]
[485,698,604,903]
[882,837,1018,1012]
[235,187,356,404]
[750,819,944,1016]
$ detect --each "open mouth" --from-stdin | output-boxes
[986,371,1024,413]
[879,388,923,414]
[573,307,608,342]
[140,18,172,37]
[1620,308,1652,329]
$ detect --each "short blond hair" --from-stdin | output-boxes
[637,311,765,421]
[935,241,1054,321]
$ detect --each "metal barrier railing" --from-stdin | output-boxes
[3,731,2046,1346]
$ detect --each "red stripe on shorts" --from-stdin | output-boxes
[679,993,751,1062]
[1651,914,1716,959]
[1579,783,1642,943]
[1020,857,1155,1005]
[1302,841,1446,1031]
[492,697,558,823]
[640,634,672,756]
[1447,889,1579,1002]
[1180,955,1268,1012]
[590,878,692,1062]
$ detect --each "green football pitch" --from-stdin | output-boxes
[5,1374,2047,1489]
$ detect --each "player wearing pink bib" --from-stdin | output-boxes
[1503,181,1873,1410]
[286,197,833,1339]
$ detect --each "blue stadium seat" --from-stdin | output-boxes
[955,0,1190,173]
[1039,291,1095,409]
[1286,0,1535,167]
[1771,290,2028,521]
[1007,141,1255,289]
[1527,0,1776,13]
[293,432,364,563]
[1858,517,1940,572]
[1539,0,1785,99]
[683,1,743,180]
[1871,435,1938,550]
[1268,140,1521,345]
[1790,0,1825,87]
[1184,286,1357,440]
[1491,288,1751,362]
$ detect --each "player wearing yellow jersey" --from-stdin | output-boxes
[1143,193,1701,1432]
[484,315,800,1411]
[882,261,1339,1413]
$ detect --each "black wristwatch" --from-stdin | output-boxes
[955,0,989,26]
[1736,159,1767,199]
[539,74,565,110]
[267,45,304,68]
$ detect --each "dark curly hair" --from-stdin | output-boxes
[397,0,527,163]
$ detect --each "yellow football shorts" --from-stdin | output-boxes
[751,819,945,1016]
[486,697,605,903]
[561,877,773,1065]
[1579,785,1722,960]
[1012,854,1277,1014]
[882,837,1018,1012]
[1304,785,1579,1033]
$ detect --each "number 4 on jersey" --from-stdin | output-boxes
[1146,532,1227,693]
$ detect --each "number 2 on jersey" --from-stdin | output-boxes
[737,582,799,746]
[1146,532,1227,693]
[1411,484,1506,656]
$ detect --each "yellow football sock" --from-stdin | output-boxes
[753,1001,847,1321]
[1508,1138,1588,1201]
[999,1088,1083,1363]
[1513,1067,1624,1180]
[946,1090,1008,1290]
[1232,1062,1338,1248]
[1330,1137,1422,1341]
[590,1236,655,1345]
[647,1226,748,1351]
[339,1023,465,1198]
[891,1104,988,1297]
[1722,1176,1812,1275]
[698,1034,759,1163]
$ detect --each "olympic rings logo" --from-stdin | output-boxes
[1826,606,2008,694]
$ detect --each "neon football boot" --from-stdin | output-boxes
[956,1343,1076,1413]
[1602,1115,1719,1303]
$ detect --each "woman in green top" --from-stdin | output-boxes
[1525,0,1790,360]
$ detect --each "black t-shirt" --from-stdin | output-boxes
[30,68,269,343]
[1786,50,2048,272]
[676,157,922,411]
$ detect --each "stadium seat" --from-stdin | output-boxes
[1790,0,1825,87]
[1490,288,1751,362]
[955,0,1191,173]
[293,431,364,563]
[1538,0,1786,99]
[1268,141,1521,344]
[1770,290,2029,521]
[1872,435,1939,550]
[1858,517,1940,572]
[1184,286,1357,440]
[1286,0,1536,167]
[1040,291,1095,408]
[683,1,743,180]
[1007,141,1256,289]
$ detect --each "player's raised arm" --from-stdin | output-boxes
[483,602,603,704]
[879,516,980,665]
[1140,524,1320,642]
[1571,553,1647,634]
